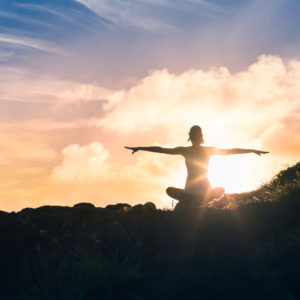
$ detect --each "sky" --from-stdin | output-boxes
[1,0,300,212]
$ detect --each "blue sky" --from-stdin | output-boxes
[1,0,300,87]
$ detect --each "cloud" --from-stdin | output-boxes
[51,140,175,183]
[73,0,224,32]
[1,55,300,211]
[0,66,111,129]
[0,34,66,55]
[51,142,110,183]
[100,55,300,150]
[96,55,300,195]
[260,114,300,157]
[0,10,59,29]
[73,0,172,32]
[49,143,183,209]
[0,66,111,104]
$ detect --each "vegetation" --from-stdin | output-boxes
[0,163,300,299]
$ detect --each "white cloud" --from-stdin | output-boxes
[0,10,59,29]
[51,142,110,183]
[100,55,300,150]
[0,66,111,104]
[0,34,66,55]
[73,0,224,32]
[12,3,88,25]
[95,55,300,194]
[49,141,183,207]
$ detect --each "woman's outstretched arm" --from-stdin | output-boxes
[125,146,186,155]
[209,147,269,156]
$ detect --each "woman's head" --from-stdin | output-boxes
[188,125,204,145]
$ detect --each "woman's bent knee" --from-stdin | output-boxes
[166,187,175,197]
[166,187,184,200]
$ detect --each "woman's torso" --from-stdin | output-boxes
[183,146,211,195]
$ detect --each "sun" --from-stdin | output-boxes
[171,154,257,195]
[208,156,251,193]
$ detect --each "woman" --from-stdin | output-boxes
[125,125,268,206]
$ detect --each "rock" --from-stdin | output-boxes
[131,204,144,213]
[105,203,131,211]
[73,203,95,209]
[144,202,156,211]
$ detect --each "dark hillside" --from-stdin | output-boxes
[0,163,300,299]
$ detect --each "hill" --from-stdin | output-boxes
[0,163,300,299]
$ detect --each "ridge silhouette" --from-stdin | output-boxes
[125,125,268,209]
[0,163,299,299]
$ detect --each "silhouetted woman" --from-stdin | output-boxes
[125,125,268,206]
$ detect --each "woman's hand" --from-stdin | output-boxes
[125,146,140,154]
[253,150,269,156]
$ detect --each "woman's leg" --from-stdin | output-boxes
[166,187,205,205]
[166,187,185,201]
[210,186,225,199]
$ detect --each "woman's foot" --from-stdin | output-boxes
[211,186,225,199]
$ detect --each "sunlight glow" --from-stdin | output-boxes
[208,156,251,193]
[171,155,259,195]
[171,165,186,189]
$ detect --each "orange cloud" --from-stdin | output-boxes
[51,142,110,183]
[49,142,182,208]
